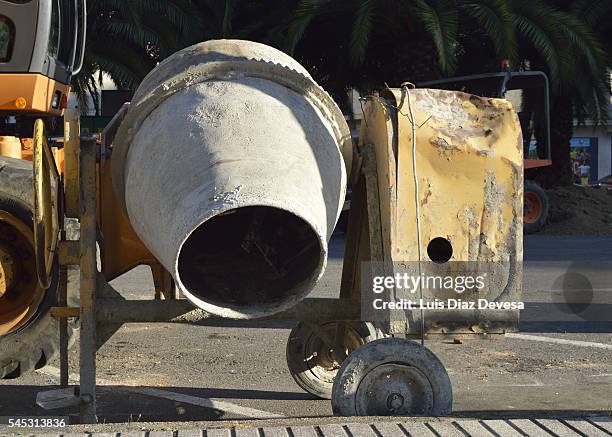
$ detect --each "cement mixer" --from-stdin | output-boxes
[1,19,527,420]
[109,40,352,319]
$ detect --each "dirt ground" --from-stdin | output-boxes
[1,234,610,424]
[543,185,612,236]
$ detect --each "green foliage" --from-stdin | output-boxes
[459,0,516,64]
[73,0,191,113]
[74,0,610,125]
[287,0,610,123]
[73,0,291,113]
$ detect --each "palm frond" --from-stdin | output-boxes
[510,0,562,85]
[348,0,374,66]
[102,20,163,52]
[571,0,612,28]
[222,0,236,37]
[287,0,328,53]
[408,0,459,74]
[459,0,517,65]
[551,10,607,84]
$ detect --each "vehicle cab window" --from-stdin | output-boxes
[46,0,78,70]
[47,0,60,59]
[0,15,14,62]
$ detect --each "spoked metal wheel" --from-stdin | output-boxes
[332,337,452,416]
[286,321,384,399]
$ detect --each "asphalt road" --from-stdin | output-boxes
[1,234,611,424]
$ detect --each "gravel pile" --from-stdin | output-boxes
[542,185,612,236]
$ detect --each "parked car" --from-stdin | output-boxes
[590,175,612,190]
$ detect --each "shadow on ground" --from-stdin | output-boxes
[0,385,318,424]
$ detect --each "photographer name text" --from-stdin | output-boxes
[372,298,524,310]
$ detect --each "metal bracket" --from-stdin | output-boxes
[51,306,80,318]
[58,240,79,265]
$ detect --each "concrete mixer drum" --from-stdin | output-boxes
[110,40,353,319]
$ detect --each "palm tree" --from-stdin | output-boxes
[74,0,290,113]
[73,0,204,114]
[284,0,459,105]
[287,0,611,185]
[566,0,612,122]
[287,0,608,95]
[510,0,611,185]
[74,0,609,185]
[288,0,457,71]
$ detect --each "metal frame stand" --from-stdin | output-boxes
[47,139,506,423]
[57,232,69,388]
[77,138,97,422]
[49,138,374,423]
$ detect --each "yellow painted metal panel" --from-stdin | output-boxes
[359,94,397,260]
[364,89,522,261]
[362,88,523,307]
[398,88,522,263]
[63,109,80,218]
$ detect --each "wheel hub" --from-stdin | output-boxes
[0,211,44,335]
[355,363,434,416]
[386,393,405,412]
[524,192,542,224]
[306,323,364,383]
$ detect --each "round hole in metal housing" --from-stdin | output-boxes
[426,237,453,264]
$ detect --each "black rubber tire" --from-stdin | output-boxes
[286,321,384,399]
[331,337,452,416]
[524,180,550,234]
[0,159,78,379]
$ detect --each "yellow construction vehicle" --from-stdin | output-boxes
[2,2,525,423]
[0,0,85,377]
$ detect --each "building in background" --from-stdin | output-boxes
[570,72,612,183]
[572,122,611,183]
